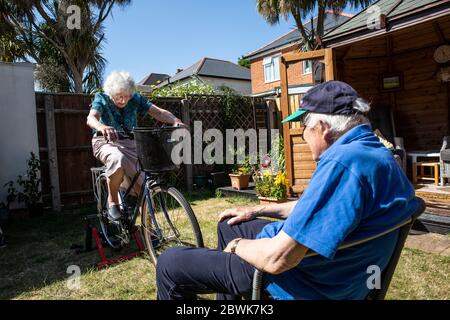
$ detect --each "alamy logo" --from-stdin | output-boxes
[66,265,81,290]
[66,5,81,30]
[366,5,382,30]
[366,265,381,290]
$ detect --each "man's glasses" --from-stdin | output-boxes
[301,121,307,141]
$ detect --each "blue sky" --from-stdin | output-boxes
[103,1,362,83]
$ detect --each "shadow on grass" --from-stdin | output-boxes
[0,206,143,300]
[182,189,216,204]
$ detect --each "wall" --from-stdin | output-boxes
[0,62,39,204]
[249,46,314,94]
[200,76,252,95]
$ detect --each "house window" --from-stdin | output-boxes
[263,55,280,83]
[303,60,312,74]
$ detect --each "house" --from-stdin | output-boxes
[243,11,353,99]
[137,73,170,93]
[155,57,252,95]
[276,0,450,197]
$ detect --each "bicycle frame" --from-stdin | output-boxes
[117,169,169,242]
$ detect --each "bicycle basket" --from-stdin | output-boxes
[133,127,182,173]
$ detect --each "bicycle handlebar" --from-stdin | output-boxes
[102,124,187,141]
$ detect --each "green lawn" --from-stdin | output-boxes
[0,195,448,300]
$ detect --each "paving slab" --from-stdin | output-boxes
[405,233,450,256]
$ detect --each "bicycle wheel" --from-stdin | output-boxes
[96,174,125,249]
[140,186,204,265]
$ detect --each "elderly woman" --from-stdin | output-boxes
[87,71,183,221]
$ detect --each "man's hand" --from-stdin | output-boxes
[218,206,260,225]
[101,126,118,142]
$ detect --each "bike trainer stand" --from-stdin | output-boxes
[83,214,146,269]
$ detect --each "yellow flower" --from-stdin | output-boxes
[275,171,287,187]
[262,169,273,177]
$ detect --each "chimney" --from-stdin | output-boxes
[176,68,183,74]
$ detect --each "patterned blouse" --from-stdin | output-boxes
[90,92,153,134]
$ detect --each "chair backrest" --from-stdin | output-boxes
[367,197,425,300]
[252,197,426,300]
[367,105,396,144]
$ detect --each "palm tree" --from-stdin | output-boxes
[256,0,373,50]
[0,0,131,93]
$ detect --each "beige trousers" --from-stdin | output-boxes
[91,137,144,194]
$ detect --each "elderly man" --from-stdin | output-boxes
[156,81,419,300]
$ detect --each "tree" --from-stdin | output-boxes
[0,11,26,62]
[256,0,373,50]
[238,55,251,69]
[35,57,71,92]
[0,0,131,93]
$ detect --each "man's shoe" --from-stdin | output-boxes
[107,204,123,221]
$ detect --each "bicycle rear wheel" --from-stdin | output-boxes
[141,186,204,266]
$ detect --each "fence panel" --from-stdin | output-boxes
[36,93,270,208]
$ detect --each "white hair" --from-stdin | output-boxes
[303,98,371,142]
[103,71,135,97]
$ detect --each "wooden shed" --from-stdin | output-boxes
[280,0,450,195]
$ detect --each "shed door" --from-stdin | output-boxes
[280,48,335,195]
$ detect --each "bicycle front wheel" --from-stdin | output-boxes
[141,186,204,265]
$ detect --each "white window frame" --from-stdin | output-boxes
[263,54,281,83]
[303,60,312,75]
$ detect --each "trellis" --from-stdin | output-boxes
[36,93,271,208]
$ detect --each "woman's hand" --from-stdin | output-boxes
[173,119,185,127]
[218,206,260,225]
[101,126,118,142]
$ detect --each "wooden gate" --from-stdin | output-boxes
[280,48,335,195]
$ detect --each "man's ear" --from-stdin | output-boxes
[319,121,333,143]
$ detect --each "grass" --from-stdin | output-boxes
[0,195,448,300]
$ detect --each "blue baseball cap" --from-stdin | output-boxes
[282,81,362,123]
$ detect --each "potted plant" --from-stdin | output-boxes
[254,168,289,204]
[229,157,254,190]
[4,152,44,218]
[254,138,289,204]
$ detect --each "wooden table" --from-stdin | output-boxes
[407,150,440,184]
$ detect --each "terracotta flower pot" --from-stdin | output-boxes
[258,196,288,205]
[229,174,251,190]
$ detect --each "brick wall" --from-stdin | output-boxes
[250,46,314,94]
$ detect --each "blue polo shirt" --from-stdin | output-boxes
[90,92,152,133]
[256,124,419,300]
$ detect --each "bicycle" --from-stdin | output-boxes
[91,126,204,266]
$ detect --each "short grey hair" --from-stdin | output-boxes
[103,71,135,97]
[303,98,371,142]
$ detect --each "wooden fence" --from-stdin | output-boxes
[36,93,272,210]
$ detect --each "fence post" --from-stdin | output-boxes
[266,100,276,149]
[181,99,193,192]
[266,100,275,130]
[251,98,257,129]
[44,95,61,212]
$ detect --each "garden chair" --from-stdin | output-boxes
[251,197,426,300]
[440,136,450,186]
